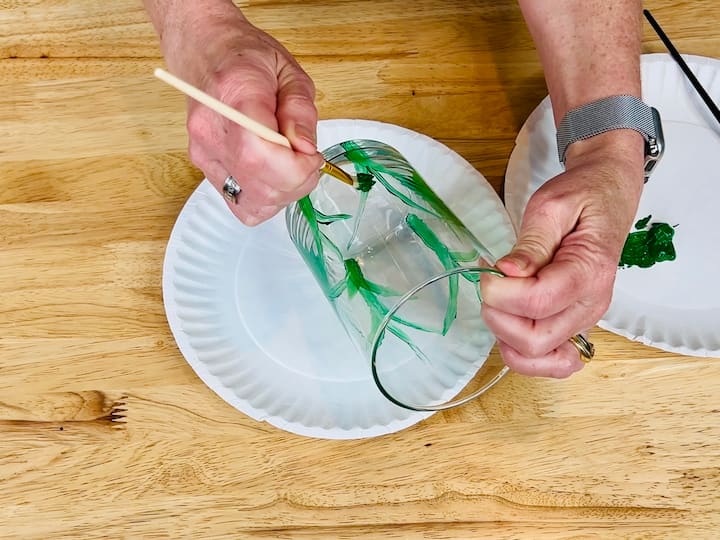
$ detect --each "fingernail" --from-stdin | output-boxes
[509,254,529,271]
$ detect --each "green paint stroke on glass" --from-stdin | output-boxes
[295,196,345,295]
[344,258,438,334]
[344,258,403,299]
[293,195,443,357]
[344,258,434,363]
[296,196,330,290]
[619,214,677,268]
[343,168,375,250]
[406,213,461,335]
[314,209,351,224]
[341,140,464,226]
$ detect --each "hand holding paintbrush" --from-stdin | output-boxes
[155,68,355,225]
[155,69,354,189]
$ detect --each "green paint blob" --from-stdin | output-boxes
[634,215,652,230]
[619,214,677,269]
[355,172,375,192]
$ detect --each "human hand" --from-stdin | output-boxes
[162,6,324,225]
[480,131,646,377]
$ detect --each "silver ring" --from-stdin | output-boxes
[569,334,595,363]
[222,175,241,204]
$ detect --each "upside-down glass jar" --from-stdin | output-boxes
[285,139,508,411]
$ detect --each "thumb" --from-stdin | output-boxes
[276,65,319,155]
[497,203,570,278]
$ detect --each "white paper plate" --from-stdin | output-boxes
[162,119,516,439]
[505,54,720,357]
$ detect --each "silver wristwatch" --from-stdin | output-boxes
[556,95,665,180]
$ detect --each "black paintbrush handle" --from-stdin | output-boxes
[644,9,720,125]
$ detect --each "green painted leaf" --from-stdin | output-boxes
[344,258,402,298]
[386,324,432,364]
[328,279,347,299]
[315,209,351,224]
[405,213,459,335]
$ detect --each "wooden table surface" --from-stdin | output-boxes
[2,1,719,538]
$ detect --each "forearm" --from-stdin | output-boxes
[519,0,645,176]
[518,0,642,122]
[143,0,247,77]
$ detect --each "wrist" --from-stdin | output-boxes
[158,1,248,82]
[557,94,665,184]
[564,129,647,203]
[565,129,645,172]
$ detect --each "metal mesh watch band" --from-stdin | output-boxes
[556,95,659,163]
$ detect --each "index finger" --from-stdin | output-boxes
[226,128,324,193]
[480,258,584,319]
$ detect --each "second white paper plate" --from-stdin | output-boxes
[505,54,720,357]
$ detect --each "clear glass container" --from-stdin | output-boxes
[285,139,508,411]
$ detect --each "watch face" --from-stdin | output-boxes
[644,107,665,179]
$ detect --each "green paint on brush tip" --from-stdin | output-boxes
[355,172,376,192]
[619,214,677,269]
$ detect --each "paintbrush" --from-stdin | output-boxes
[154,68,356,187]
[644,9,720,126]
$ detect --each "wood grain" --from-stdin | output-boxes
[1,1,719,538]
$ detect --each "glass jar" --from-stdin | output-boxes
[285,139,508,411]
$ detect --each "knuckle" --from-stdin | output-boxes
[581,271,615,321]
[186,111,210,144]
[259,205,282,222]
[591,294,612,321]
[289,170,320,197]
[550,366,575,379]
[525,288,555,319]
[285,90,315,106]
[297,69,317,98]
[259,186,284,206]
[212,67,256,94]
[187,140,206,169]
[235,142,267,171]
[274,165,319,195]
[550,355,580,379]
[236,211,261,227]
[526,190,564,221]
[212,67,276,107]
[517,236,553,263]
[283,92,318,115]
[523,340,548,359]
[530,329,562,358]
